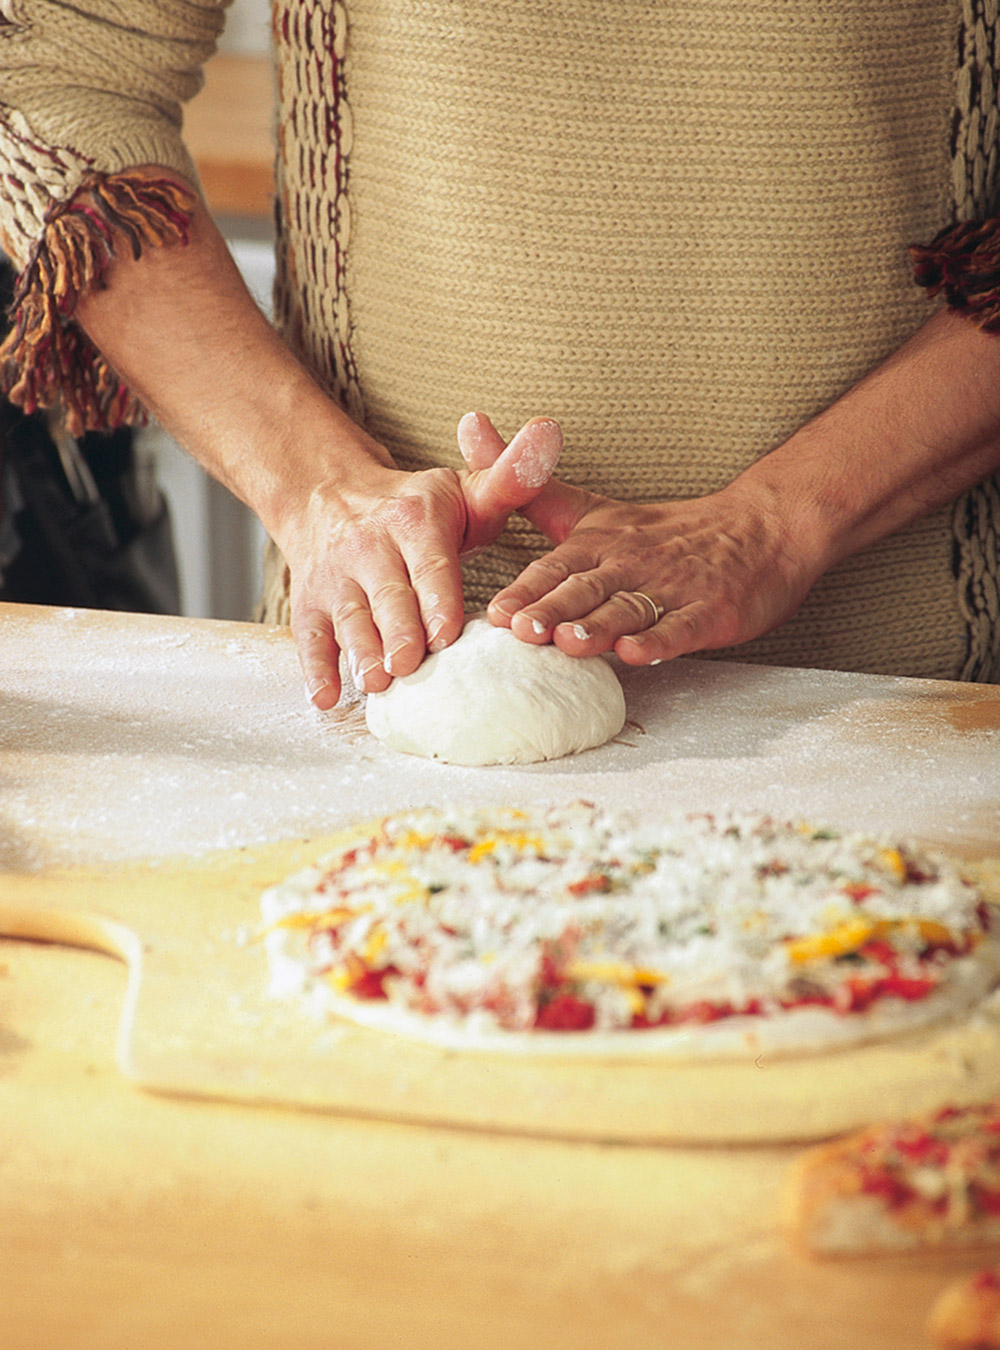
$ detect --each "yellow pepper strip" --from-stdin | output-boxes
[264,905,358,933]
[914,919,958,948]
[394,829,435,850]
[324,952,369,994]
[363,926,388,963]
[367,859,410,877]
[566,959,669,987]
[623,987,647,1017]
[785,917,877,964]
[785,916,962,964]
[390,882,431,906]
[877,848,908,882]
[363,860,430,906]
[467,831,544,863]
[466,838,496,863]
[324,966,353,993]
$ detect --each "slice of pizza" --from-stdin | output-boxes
[786,1098,1000,1256]
[258,801,1000,1058]
[927,1267,1000,1348]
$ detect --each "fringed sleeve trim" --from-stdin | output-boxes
[0,168,196,436]
[910,217,1000,333]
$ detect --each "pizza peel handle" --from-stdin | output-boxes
[0,862,155,967]
[0,867,148,1079]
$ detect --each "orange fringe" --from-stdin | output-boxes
[0,169,196,436]
[911,217,1000,332]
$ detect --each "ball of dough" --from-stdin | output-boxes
[365,616,626,765]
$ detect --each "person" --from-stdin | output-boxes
[2,2,999,709]
[0,256,181,614]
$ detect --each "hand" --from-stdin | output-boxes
[283,415,563,708]
[458,413,821,667]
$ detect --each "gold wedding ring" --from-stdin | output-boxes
[616,590,665,628]
[634,591,665,627]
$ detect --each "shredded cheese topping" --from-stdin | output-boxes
[260,802,990,1035]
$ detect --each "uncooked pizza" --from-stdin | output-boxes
[260,802,1000,1058]
[786,1095,1000,1256]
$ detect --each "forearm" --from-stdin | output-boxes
[730,307,1000,573]
[74,173,565,703]
[73,171,394,542]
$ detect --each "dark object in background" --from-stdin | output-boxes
[0,257,181,614]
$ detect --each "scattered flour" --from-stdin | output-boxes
[0,607,997,869]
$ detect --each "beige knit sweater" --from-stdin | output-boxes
[2,1,999,681]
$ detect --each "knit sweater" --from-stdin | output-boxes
[2,1,999,680]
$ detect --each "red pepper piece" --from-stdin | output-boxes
[349,966,398,1000]
[843,882,877,903]
[567,873,612,896]
[535,994,596,1030]
[880,973,939,1001]
[974,1188,1000,1217]
[859,1170,914,1209]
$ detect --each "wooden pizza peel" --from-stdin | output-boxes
[4,841,1000,1143]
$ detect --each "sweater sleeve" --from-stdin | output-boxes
[911,220,1000,333]
[0,0,232,432]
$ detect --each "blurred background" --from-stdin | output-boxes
[141,0,276,620]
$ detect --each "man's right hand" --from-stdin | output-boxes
[281,416,563,709]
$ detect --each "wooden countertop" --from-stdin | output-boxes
[5,930,984,1350]
[2,601,999,1348]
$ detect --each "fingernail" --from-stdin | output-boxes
[572,623,590,641]
[426,619,448,653]
[306,676,331,704]
[350,654,382,687]
[649,658,663,666]
[491,600,519,620]
[531,618,547,636]
[383,640,411,676]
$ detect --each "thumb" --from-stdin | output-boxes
[457,410,594,546]
[460,415,563,549]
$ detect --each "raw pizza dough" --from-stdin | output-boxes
[364,615,626,764]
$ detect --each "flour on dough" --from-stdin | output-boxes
[364,616,626,765]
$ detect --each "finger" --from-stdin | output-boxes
[458,411,590,547]
[456,410,505,471]
[366,562,429,679]
[463,417,563,550]
[517,476,595,544]
[329,582,393,694]
[291,605,343,709]
[486,544,602,633]
[351,471,468,672]
[614,600,715,666]
[549,589,663,655]
[402,542,466,655]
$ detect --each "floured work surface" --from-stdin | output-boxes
[0,602,998,871]
[2,832,999,1143]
